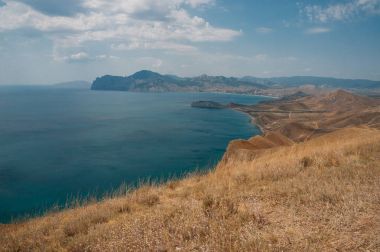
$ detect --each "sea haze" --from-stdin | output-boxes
[0,86,270,223]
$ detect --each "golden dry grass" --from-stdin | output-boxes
[1,127,379,251]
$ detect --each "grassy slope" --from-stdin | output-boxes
[1,127,379,251]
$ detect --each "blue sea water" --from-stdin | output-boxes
[0,86,270,223]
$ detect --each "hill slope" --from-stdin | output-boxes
[1,127,379,251]
[231,90,380,142]
[241,75,380,89]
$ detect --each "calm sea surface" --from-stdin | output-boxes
[0,86,270,223]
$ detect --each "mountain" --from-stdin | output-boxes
[306,89,379,111]
[91,71,380,96]
[91,70,267,94]
[241,76,380,89]
[54,81,91,89]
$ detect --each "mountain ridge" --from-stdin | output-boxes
[91,70,266,94]
[91,70,380,96]
[241,75,380,89]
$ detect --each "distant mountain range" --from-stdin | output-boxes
[241,76,380,89]
[91,70,380,95]
[91,70,266,94]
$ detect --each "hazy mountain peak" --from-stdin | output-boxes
[131,70,162,79]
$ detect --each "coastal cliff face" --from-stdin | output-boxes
[222,132,294,162]
[1,90,379,251]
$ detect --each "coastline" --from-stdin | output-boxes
[204,91,279,99]
[229,107,266,135]
[248,115,266,134]
[1,90,268,224]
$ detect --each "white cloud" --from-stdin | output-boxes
[83,0,214,15]
[136,57,163,68]
[185,0,215,8]
[303,0,380,23]
[95,54,119,60]
[0,0,240,60]
[0,1,109,32]
[255,27,273,34]
[306,27,332,34]
[63,52,91,62]
[54,51,119,63]
[112,41,197,52]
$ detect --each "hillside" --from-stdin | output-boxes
[241,76,380,89]
[1,90,379,251]
[230,90,380,143]
[91,70,266,94]
[1,127,379,251]
[91,70,380,96]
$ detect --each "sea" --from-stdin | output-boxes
[0,86,270,223]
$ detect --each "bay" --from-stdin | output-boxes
[0,86,270,223]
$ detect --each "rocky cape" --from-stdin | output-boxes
[191,101,227,109]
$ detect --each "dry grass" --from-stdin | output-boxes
[1,127,379,251]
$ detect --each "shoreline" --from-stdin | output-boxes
[203,91,279,99]
[1,92,268,224]
[229,107,266,135]
[248,115,266,134]
[91,88,280,99]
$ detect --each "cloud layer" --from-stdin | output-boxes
[304,0,380,23]
[0,0,240,61]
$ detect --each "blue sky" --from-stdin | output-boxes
[0,0,379,84]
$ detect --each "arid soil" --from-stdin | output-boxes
[227,90,380,155]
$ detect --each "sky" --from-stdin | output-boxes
[0,0,380,84]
